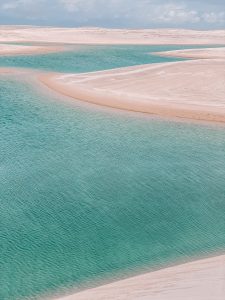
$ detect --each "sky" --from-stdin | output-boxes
[0,0,224,29]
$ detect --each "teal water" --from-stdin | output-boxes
[0,44,198,73]
[0,76,225,299]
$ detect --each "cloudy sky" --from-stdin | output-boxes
[0,0,224,29]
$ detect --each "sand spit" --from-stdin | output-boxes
[56,255,225,300]
[39,58,225,123]
[157,47,225,59]
[0,26,225,45]
[1,47,225,123]
[0,44,64,56]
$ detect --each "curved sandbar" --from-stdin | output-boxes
[39,58,225,123]
[156,47,225,59]
[0,44,64,56]
[57,255,225,300]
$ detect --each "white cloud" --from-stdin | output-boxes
[59,0,80,12]
[202,12,225,24]
[153,3,200,23]
[0,0,224,28]
[58,1,225,25]
[150,2,225,24]
[1,0,34,10]
[1,3,17,10]
[59,0,98,13]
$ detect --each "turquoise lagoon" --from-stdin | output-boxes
[0,44,196,73]
[0,46,225,299]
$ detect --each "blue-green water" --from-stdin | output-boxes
[0,44,200,73]
[0,76,225,299]
[1,44,225,299]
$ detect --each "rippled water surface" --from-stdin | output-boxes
[0,76,225,299]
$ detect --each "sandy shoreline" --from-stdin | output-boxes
[0,44,64,56]
[156,47,225,59]
[56,254,225,300]
[1,46,224,123]
[0,26,225,45]
[39,56,225,123]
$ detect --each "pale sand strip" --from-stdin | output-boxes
[156,47,225,59]
[57,255,225,300]
[0,67,36,76]
[0,44,64,56]
[0,26,225,45]
[0,67,17,74]
[39,58,225,123]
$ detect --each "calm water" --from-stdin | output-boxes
[1,45,225,299]
[0,44,196,73]
[0,77,225,299]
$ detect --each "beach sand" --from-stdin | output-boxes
[156,47,225,59]
[0,26,225,45]
[39,56,225,123]
[0,44,64,56]
[56,255,225,300]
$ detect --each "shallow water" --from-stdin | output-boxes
[0,44,201,73]
[0,77,225,299]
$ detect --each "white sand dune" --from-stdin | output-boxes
[0,44,63,56]
[39,53,225,123]
[56,255,225,300]
[0,26,225,45]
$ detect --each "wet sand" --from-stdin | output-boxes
[0,26,225,45]
[57,255,225,300]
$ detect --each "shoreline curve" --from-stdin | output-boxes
[39,57,225,123]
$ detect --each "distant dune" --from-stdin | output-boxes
[0,26,225,45]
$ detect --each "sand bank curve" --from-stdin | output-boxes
[155,47,225,59]
[39,58,225,123]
